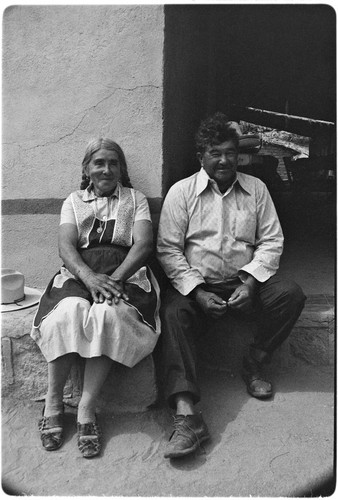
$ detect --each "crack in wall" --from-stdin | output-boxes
[11,85,161,151]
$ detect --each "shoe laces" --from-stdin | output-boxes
[171,416,201,446]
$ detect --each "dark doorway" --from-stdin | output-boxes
[163,4,336,194]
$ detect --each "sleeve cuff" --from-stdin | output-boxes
[172,276,206,296]
[239,262,276,283]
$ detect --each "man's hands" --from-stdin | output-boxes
[227,283,255,313]
[79,270,129,305]
[193,288,228,318]
[192,274,257,316]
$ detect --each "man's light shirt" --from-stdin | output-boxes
[157,168,284,296]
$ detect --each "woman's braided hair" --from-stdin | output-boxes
[80,138,133,190]
[195,112,239,154]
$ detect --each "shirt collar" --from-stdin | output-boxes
[82,182,120,202]
[196,168,212,196]
[196,168,252,196]
[235,172,254,195]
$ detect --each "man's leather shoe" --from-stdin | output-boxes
[164,413,210,459]
[242,356,273,399]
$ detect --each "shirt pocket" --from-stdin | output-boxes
[234,210,256,244]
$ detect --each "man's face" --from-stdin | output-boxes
[199,140,238,192]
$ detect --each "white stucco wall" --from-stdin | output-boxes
[3,4,164,199]
[2,5,164,287]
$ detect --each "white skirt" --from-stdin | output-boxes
[31,296,160,368]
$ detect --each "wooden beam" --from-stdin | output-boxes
[231,105,335,138]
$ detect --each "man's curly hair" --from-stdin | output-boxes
[195,112,239,154]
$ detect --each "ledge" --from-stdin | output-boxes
[1,304,157,413]
[2,293,334,411]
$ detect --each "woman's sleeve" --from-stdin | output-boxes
[134,190,151,222]
[60,195,77,225]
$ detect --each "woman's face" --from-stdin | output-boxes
[85,148,121,196]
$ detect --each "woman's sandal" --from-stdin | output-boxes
[77,420,102,458]
[38,407,64,451]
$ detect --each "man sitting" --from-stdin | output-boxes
[156,112,306,459]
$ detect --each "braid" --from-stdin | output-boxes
[120,168,133,188]
[80,171,90,190]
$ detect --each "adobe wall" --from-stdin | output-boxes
[2,5,164,287]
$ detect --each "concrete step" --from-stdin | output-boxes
[197,293,334,372]
[288,293,334,365]
[1,293,334,412]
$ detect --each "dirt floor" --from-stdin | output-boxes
[2,362,335,497]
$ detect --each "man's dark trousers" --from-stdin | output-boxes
[160,275,306,408]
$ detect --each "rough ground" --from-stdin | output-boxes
[2,363,335,497]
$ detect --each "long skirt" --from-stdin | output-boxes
[31,245,161,368]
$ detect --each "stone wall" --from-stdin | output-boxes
[2,291,334,413]
[2,306,158,413]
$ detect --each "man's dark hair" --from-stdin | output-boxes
[195,112,239,153]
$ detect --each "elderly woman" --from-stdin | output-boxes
[31,138,160,458]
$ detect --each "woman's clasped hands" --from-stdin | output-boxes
[81,270,129,305]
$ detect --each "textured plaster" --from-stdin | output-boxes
[2,214,61,287]
[2,5,164,200]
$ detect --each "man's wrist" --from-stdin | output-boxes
[190,285,204,300]
[239,272,257,290]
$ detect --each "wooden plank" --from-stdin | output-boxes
[231,105,335,138]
